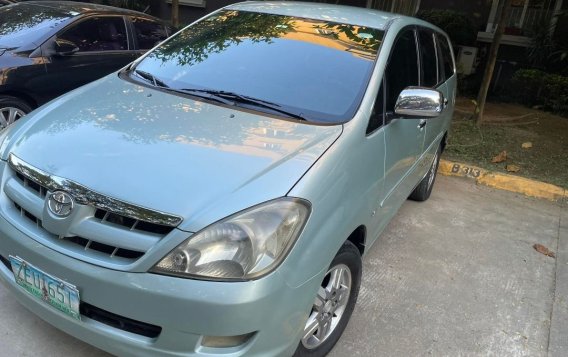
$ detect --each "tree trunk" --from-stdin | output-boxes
[171,0,180,28]
[474,0,512,126]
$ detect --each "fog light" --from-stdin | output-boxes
[201,332,256,348]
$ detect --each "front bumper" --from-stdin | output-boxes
[0,213,319,356]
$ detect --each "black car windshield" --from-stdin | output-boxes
[133,10,384,123]
[0,4,73,48]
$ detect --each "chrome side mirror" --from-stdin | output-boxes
[394,87,444,118]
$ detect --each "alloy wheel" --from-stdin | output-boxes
[301,263,352,349]
[0,107,26,130]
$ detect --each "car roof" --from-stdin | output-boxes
[226,1,399,30]
[226,1,441,32]
[19,1,153,18]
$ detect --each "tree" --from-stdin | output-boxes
[474,0,512,126]
[171,0,179,27]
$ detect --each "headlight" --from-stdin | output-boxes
[151,198,310,281]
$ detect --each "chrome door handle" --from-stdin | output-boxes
[418,120,427,129]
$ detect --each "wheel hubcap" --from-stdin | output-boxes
[301,264,352,349]
[0,107,25,130]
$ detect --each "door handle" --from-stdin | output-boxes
[418,119,427,129]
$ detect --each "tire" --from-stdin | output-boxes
[0,96,33,130]
[409,144,441,202]
[294,241,362,357]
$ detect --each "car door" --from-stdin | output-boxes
[39,16,133,100]
[418,28,446,154]
[380,27,425,210]
[434,32,456,139]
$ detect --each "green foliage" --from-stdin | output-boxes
[525,10,568,74]
[151,11,297,67]
[150,10,382,67]
[416,9,476,46]
[99,0,150,12]
[509,69,568,116]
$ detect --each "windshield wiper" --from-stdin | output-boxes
[180,89,306,121]
[133,69,169,88]
[170,88,234,106]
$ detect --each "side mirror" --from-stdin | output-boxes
[394,87,444,118]
[54,39,79,56]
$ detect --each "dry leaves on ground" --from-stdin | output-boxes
[492,150,507,163]
[521,142,533,149]
[533,244,555,258]
[506,164,521,172]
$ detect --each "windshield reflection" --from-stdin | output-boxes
[0,5,71,47]
[134,10,383,123]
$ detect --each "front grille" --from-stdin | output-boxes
[80,302,162,338]
[16,172,47,198]
[65,236,145,260]
[4,155,182,265]
[13,202,43,228]
[93,209,174,235]
[14,173,175,237]
[11,200,145,261]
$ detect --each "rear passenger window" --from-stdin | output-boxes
[436,33,454,81]
[385,28,419,115]
[132,18,168,50]
[418,29,438,87]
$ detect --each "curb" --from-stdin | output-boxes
[438,159,568,202]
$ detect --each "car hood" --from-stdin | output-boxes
[2,75,342,231]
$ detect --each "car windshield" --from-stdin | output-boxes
[132,10,384,123]
[0,4,73,48]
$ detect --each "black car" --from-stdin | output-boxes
[0,0,19,6]
[0,1,175,128]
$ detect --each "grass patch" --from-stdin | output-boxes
[444,99,568,189]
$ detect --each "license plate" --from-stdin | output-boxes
[9,256,81,320]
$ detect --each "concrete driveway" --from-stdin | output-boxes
[1,175,566,356]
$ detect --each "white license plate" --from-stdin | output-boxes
[10,256,81,320]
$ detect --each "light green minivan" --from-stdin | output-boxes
[0,2,455,356]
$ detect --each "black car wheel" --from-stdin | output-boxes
[0,96,32,129]
[294,241,362,357]
[409,144,442,202]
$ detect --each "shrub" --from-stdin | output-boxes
[417,10,477,46]
[510,69,568,116]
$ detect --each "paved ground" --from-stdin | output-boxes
[1,176,566,356]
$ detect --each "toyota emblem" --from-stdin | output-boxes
[47,191,74,217]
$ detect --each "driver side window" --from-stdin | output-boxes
[384,28,419,119]
[58,17,127,52]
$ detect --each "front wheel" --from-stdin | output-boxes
[294,241,362,357]
[0,96,32,130]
